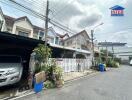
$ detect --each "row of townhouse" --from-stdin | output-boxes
[0,9,67,45]
[0,7,99,72]
[0,8,93,53]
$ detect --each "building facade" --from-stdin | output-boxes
[1,13,69,46]
[4,15,41,39]
[64,30,91,51]
[38,27,69,45]
[0,8,92,60]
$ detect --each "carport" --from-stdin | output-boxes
[0,31,45,81]
[49,44,91,58]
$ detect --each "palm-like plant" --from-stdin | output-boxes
[33,44,52,72]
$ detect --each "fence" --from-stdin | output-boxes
[50,58,92,72]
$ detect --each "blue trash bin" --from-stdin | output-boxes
[34,78,44,93]
[99,64,104,72]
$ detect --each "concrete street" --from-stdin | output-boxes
[18,65,132,100]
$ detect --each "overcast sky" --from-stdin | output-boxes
[0,0,132,46]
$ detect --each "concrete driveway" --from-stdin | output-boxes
[0,85,18,99]
[17,65,132,100]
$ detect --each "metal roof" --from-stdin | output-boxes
[49,43,91,54]
[0,31,45,47]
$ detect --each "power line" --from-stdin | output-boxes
[49,0,67,14]
[23,0,47,6]
[5,0,76,34]
[51,0,74,19]
[50,19,76,33]
[0,0,75,35]
[49,0,75,30]
[51,0,73,28]
[22,0,46,16]
[8,0,46,19]
[49,0,76,33]
[0,1,45,20]
[15,0,77,34]
[22,0,46,11]
[0,1,73,34]
[18,0,76,34]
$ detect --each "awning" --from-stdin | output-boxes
[49,43,91,54]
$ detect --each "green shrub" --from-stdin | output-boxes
[33,44,52,74]
[106,59,120,68]
[53,66,63,80]
[114,58,121,64]
[106,58,113,67]
[44,80,55,89]
[34,63,41,74]
[112,61,119,68]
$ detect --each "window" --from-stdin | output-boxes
[55,37,59,44]
[18,31,29,37]
[48,37,54,43]
[39,31,44,40]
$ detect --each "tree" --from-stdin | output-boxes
[33,44,52,72]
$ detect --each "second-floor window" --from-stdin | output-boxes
[18,31,29,37]
[55,37,59,44]
[47,37,54,44]
[39,31,44,40]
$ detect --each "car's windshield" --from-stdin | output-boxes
[0,56,21,63]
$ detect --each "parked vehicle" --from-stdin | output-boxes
[0,55,23,87]
[130,60,132,66]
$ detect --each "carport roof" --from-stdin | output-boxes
[0,31,45,46]
[50,43,91,54]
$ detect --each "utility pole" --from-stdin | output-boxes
[112,44,114,60]
[91,23,104,67]
[105,40,108,63]
[45,0,49,46]
[44,0,49,60]
[91,30,94,66]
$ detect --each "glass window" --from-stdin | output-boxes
[55,37,59,44]
[38,31,44,40]
[48,38,54,43]
[18,31,29,37]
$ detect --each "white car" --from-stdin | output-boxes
[130,60,132,66]
[0,56,23,87]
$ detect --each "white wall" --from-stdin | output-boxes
[0,10,7,31]
[50,58,92,72]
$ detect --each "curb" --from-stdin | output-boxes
[10,71,99,100]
